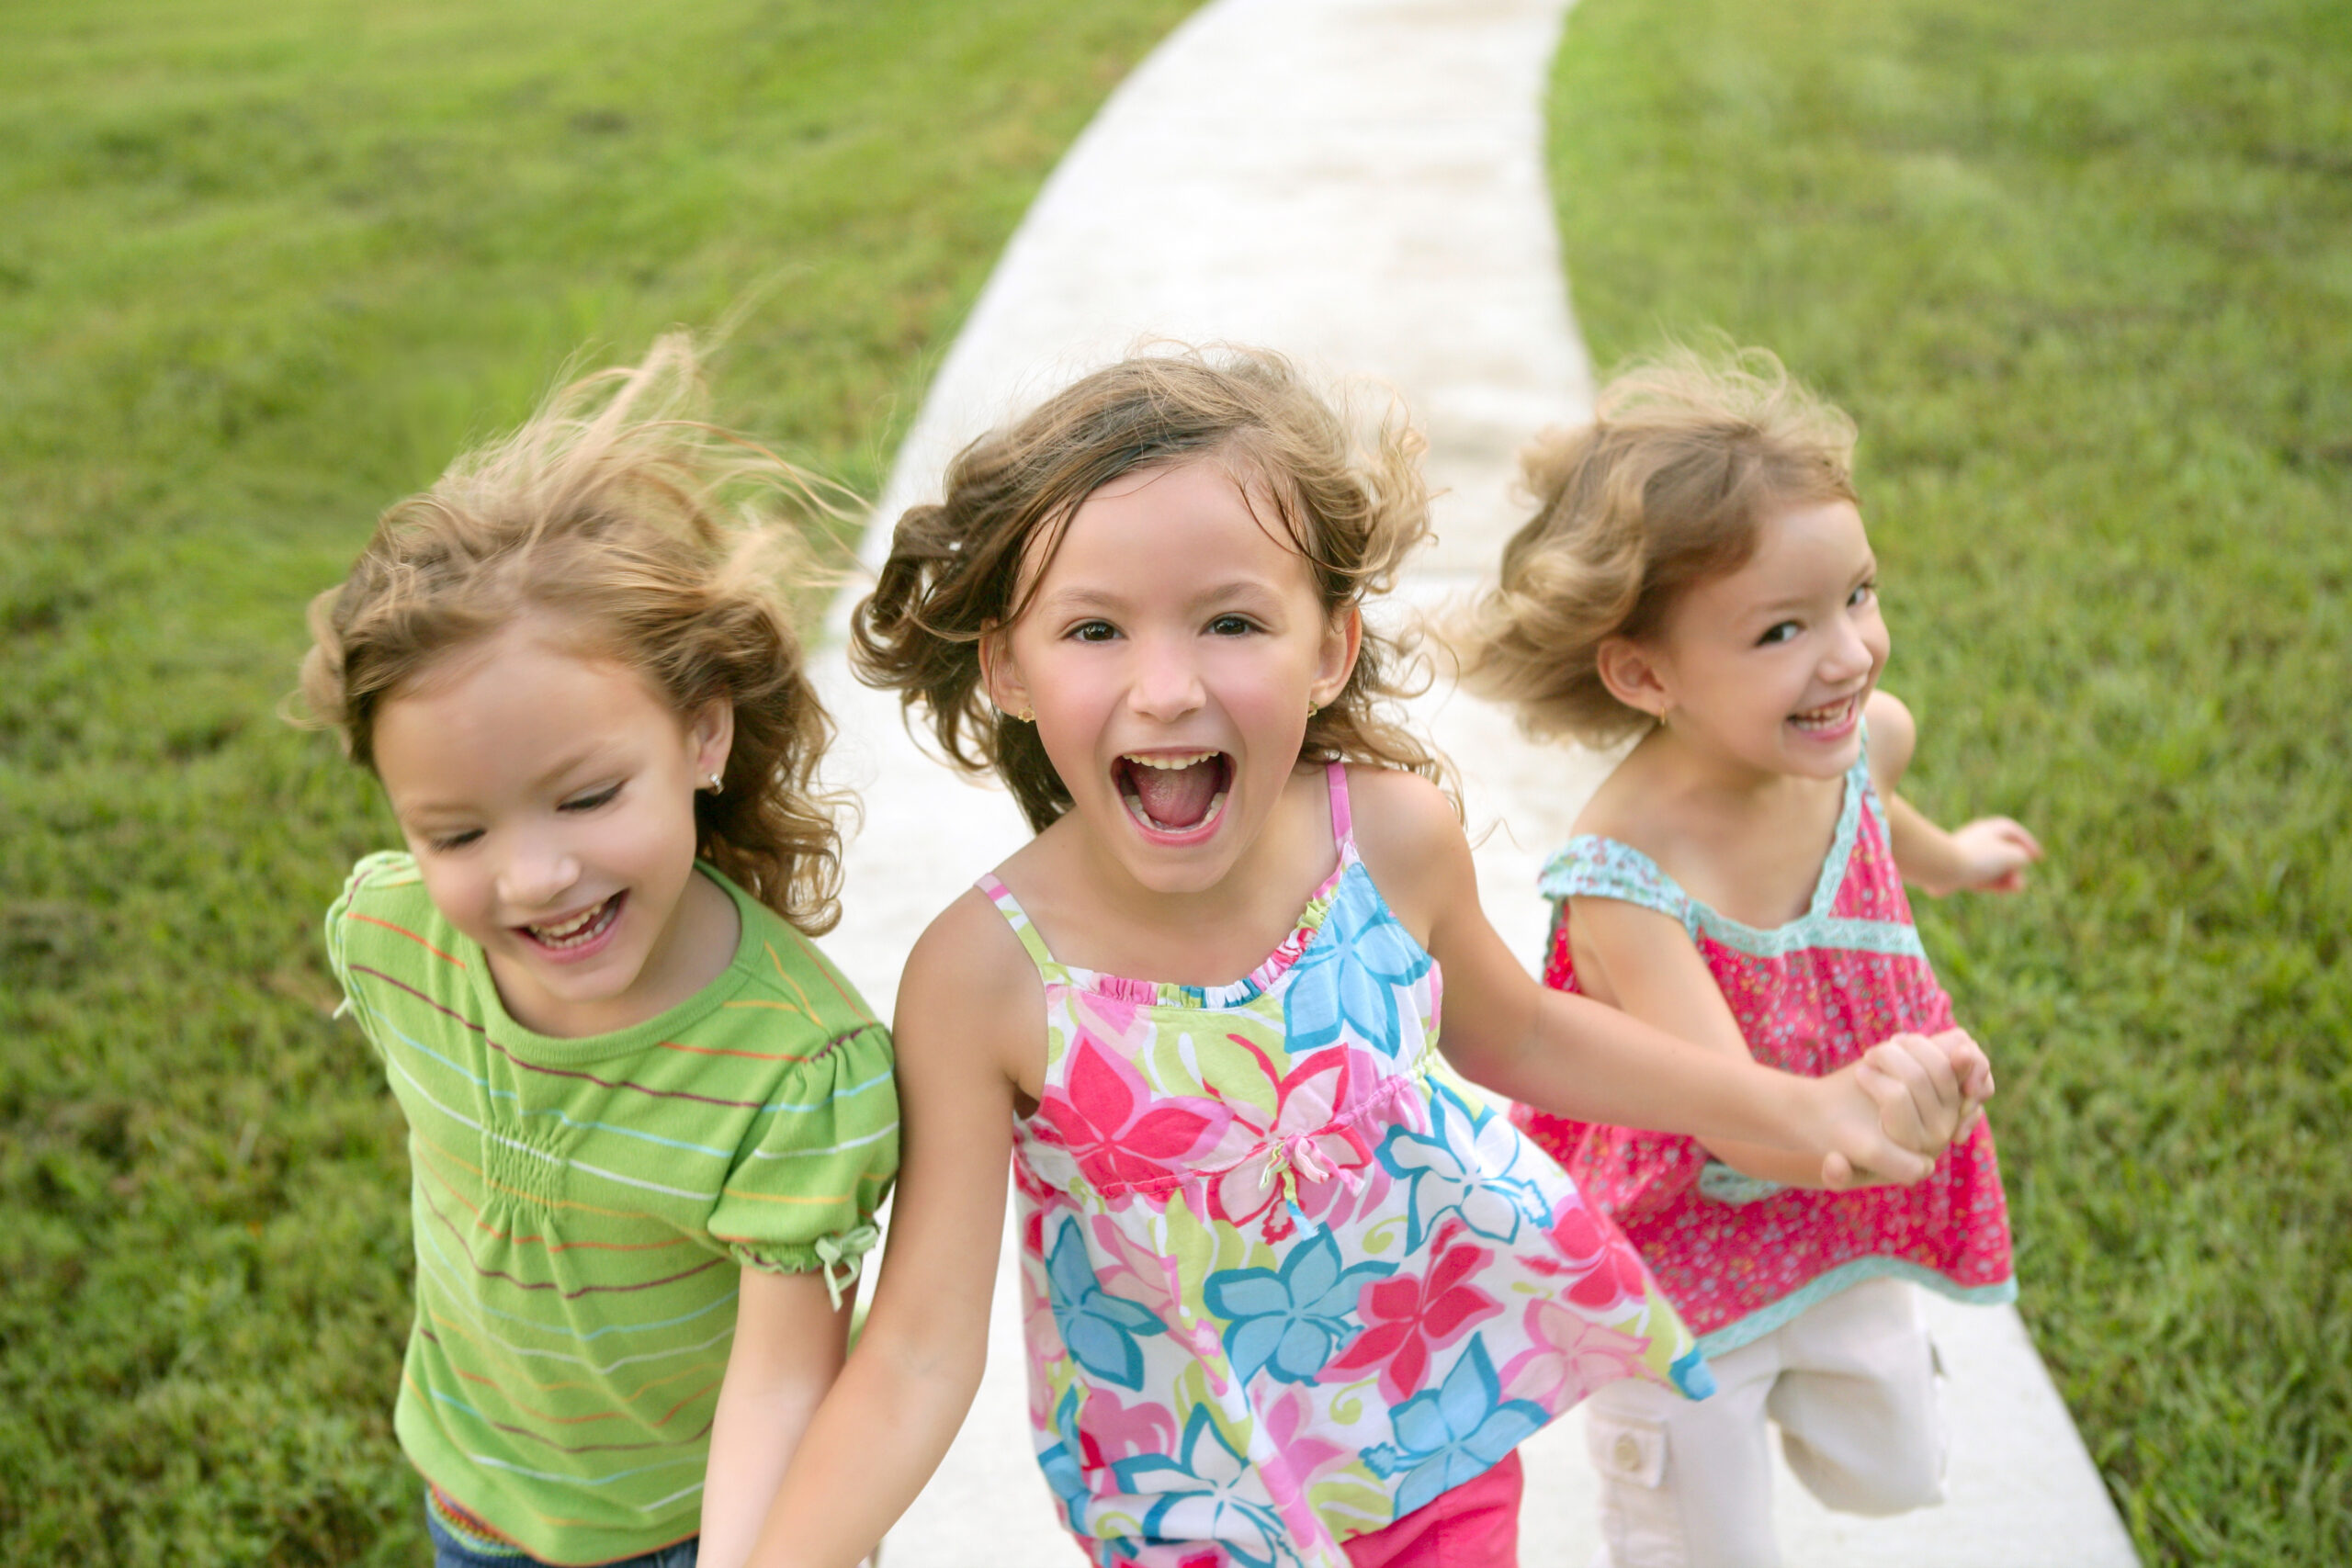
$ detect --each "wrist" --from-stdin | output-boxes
[1756,1067,1815,1154]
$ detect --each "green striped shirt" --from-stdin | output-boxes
[325,852,897,1565]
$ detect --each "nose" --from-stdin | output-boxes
[1127,632,1205,722]
[497,829,581,912]
[1822,612,1880,685]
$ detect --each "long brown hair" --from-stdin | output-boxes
[296,333,853,933]
[1454,344,1860,746]
[850,345,1446,832]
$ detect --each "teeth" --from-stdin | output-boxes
[527,896,617,948]
[1123,751,1218,769]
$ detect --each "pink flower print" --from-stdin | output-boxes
[1076,1385,1181,1469]
[1036,1032,1231,1198]
[1207,1041,1379,1242]
[1515,1198,1652,1312]
[1563,1226,1654,1314]
[1498,1298,1649,1409]
[1257,1383,1353,1541]
[1324,1226,1503,1404]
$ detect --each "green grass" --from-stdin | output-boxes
[1543,1,2349,1562]
[0,1,1196,1560]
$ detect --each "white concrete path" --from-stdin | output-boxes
[810,1,2139,1562]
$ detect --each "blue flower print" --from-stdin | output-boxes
[1285,866,1433,1058]
[1204,1228,1396,1387]
[1046,1219,1166,1391]
[1111,1404,1295,1568]
[1375,1084,1554,1250]
[1362,1338,1547,1516]
[1038,1386,1093,1534]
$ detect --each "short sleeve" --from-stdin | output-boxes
[322,851,428,1062]
[1538,836,1698,938]
[707,1021,900,1303]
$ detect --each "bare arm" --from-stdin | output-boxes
[1569,897,1888,1186]
[739,892,1031,1568]
[698,1269,853,1568]
[1353,768,1955,1186]
[1869,691,2043,897]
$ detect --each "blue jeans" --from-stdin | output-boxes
[425,1502,698,1568]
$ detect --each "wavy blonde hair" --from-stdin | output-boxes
[296,333,853,933]
[849,345,1447,832]
[1455,344,1860,746]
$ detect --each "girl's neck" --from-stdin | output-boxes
[1602,731,1849,929]
[1009,763,1340,987]
[1640,727,1822,811]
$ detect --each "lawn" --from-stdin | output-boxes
[0,1,1196,1560]
[1543,1,2350,1562]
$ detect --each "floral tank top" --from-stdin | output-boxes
[987,764,1711,1568]
[1512,739,2016,1357]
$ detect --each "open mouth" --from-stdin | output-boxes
[1114,750,1233,839]
[518,892,625,953]
[1788,694,1861,735]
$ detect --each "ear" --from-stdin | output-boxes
[978,623,1031,721]
[1308,604,1363,711]
[687,698,735,784]
[1595,635,1673,722]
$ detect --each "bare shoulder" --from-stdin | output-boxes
[1865,689,1918,792]
[1344,765,1475,934]
[895,885,1045,1095]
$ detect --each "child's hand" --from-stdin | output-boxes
[1817,1029,1993,1189]
[1810,1060,1937,1192]
[1931,1024,1996,1137]
[1860,1026,1991,1151]
[1934,817,2043,895]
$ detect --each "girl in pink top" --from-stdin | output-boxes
[1457,346,2041,1568]
[733,347,1993,1568]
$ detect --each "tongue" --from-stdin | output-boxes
[1130,760,1218,829]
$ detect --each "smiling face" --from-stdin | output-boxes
[371,618,735,1036]
[1617,498,1889,782]
[984,457,1358,897]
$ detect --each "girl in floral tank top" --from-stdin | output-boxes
[1457,347,2039,1568]
[749,348,1991,1568]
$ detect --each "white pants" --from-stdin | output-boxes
[1584,1278,1947,1568]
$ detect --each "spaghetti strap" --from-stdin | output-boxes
[976,873,1061,974]
[1324,760,1357,857]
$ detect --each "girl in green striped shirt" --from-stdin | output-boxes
[300,337,897,1568]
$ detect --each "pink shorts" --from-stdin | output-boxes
[1343,1449,1523,1568]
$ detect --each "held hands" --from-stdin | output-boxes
[1928,817,2044,896]
[1815,1028,1995,1190]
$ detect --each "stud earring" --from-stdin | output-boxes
[704,772,725,794]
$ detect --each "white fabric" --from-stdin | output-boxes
[1584,1278,1947,1568]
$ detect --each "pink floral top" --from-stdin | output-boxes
[988,764,1710,1568]
[1512,742,2016,1354]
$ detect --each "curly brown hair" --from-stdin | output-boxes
[848,345,1447,832]
[295,333,854,934]
[1453,344,1860,747]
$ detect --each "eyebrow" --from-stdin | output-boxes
[1036,579,1286,615]
[1749,558,1879,615]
